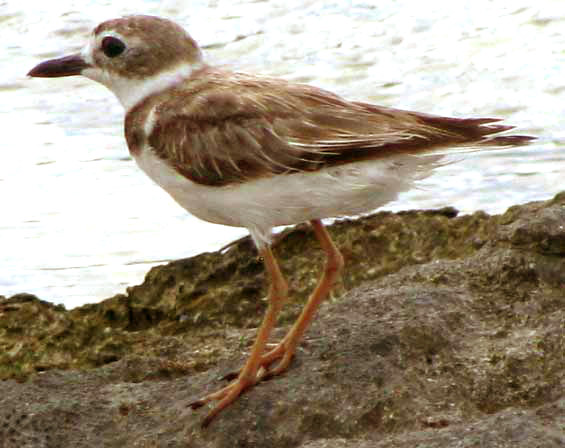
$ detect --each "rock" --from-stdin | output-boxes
[0,192,563,447]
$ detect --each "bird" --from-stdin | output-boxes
[28,14,534,427]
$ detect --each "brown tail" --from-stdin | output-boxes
[417,114,535,147]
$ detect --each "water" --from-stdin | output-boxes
[1,0,563,308]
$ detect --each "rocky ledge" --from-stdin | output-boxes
[1,192,564,447]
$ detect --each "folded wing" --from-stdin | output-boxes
[146,69,534,186]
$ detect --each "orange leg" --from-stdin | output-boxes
[220,219,344,381]
[189,245,288,427]
[259,219,344,377]
[190,219,344,427]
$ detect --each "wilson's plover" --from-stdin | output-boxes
[28,15,534,427]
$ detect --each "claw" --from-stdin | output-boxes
[220,371,239,382]
[188,400,206,410]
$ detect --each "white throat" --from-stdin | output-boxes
[82,62,201,111]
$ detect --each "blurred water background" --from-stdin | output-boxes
[1,0,562,308]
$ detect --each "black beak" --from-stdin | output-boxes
[28,54,91,78]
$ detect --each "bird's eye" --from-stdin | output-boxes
[101,36,126,58]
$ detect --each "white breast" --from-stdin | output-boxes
[133,147,443,247]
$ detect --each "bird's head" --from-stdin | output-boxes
[28,15,204,110]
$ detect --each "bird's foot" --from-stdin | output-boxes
[189,374,259,428]
[221,339,294,382]
[190,340,297,427]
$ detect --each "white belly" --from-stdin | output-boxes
[133,148,442,247]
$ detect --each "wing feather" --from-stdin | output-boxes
[144,68,533,186]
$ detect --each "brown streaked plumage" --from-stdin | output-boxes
[127,66,532,187]
[27,14,535,428]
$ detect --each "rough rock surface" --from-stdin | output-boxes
[0,192,564,447]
